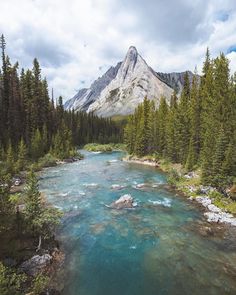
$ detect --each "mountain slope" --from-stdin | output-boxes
[64,62,121,111]
[156,71,196,94]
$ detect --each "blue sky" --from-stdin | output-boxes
[1,0,236,100]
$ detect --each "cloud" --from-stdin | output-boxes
[119,0,212,45]
[0,0,236,100]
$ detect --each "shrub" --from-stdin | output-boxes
[167,169,181,185]
[38,153,57,168]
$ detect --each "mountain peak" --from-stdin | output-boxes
[119,46,140,81]
[124,46,138,63]
[127,45,138,53]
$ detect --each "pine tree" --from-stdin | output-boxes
[0,34,9,145]
[211,128,229,187]
[200,49,216,182]
[16,138,27,172]
[157,96,169,156]
[32,58,43,131]
[222,138,236,177]
[175,72,191,163]
[8,63,23,146]
[6,141,15,174]
[135,98,152,156]
[31,129,43,159]
[186,72,201,170]
[0,173,12,214]
[124,116,135,154]
[165,91,178,161]
[41,124,48,154]
[24,171,42,230]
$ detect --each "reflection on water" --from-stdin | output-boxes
[39,151,236,295]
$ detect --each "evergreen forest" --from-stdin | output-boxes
[124,49,236,188]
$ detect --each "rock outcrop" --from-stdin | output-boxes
[20,254,52,276]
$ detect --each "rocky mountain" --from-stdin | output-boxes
[65,46,193,117]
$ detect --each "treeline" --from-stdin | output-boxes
[0,35,122,172]
[124,49,236,188]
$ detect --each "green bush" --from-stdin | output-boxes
[84,143,126,152]
[84,143,112,152]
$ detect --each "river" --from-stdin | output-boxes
[39,151,236,295]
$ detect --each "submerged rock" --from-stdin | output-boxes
[20,254,52,276]
[111,184,125,190]
[109,194,135,209]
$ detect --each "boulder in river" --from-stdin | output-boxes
[109,194,134,209]
[20,254,52,276]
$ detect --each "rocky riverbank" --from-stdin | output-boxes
[123,154,236,227]
[189,196,236,226]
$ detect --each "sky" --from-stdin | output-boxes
[1,0,236,101]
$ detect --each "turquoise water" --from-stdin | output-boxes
[39,151,236,295]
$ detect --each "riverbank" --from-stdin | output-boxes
[123,154,236,226]
[9,153,83,194]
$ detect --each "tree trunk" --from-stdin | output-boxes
[36,235,42,252]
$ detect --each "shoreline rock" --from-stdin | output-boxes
[188,196,236,226]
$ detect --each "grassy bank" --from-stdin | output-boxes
[30,150,84,172]
[83,143,126,152]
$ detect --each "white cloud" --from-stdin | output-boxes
[1,0,236,100]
